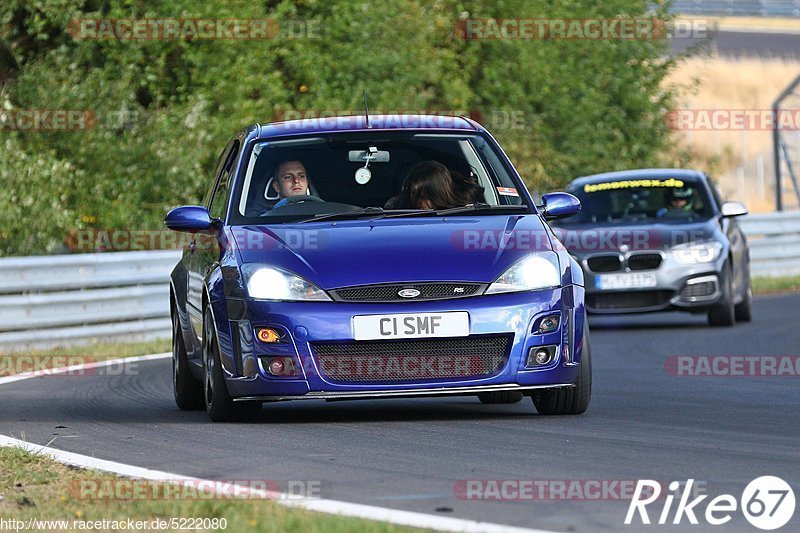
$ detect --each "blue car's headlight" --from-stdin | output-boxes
[241,264,331,301]
[485,252,561,294]
[669,241,723,264]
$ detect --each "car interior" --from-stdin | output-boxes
[561,183,711,224]
[236,134,523,221]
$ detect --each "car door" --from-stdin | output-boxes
[186,140,238,351]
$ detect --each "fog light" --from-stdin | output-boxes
[527,346,555,366]
[257,327,282,343]
[265,357,297,376]
[535,314,560,334]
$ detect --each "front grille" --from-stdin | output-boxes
[587,290,673,310]
[331,283,483,302]
[587,255,623,273]
[312,335,510,383]
[627,253,663,271]
[680,281,717,300]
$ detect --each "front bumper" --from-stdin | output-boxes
[213,286,586,399]
[581,253,725,314]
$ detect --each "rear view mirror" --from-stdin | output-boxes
[721,201,748,217]
[348,149,390,163]
[540,192,581,220]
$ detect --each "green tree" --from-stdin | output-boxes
[0,0,681,256]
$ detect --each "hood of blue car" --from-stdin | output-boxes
[551,219,719,257]
[232,215,551,288]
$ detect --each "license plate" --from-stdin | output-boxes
[352,312,469,341]
[596,272,657,290]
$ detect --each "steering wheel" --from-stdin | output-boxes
[278,195,324,206]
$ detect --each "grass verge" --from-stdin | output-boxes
[752,275,800,295]
[0,339,171,377]
[0,446,423,533]
[10,339,171,359]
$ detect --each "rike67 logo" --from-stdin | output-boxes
[626,477,795,530]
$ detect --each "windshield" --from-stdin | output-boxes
[229,131,529,224]
[558,177,713,225]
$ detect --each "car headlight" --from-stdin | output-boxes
[485,252,561,295]
[670,241,723,264]
[241,264,331,301]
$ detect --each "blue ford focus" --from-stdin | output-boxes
[165,115,591,421]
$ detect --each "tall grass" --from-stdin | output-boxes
[665,56,800,212]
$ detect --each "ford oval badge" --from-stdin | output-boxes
[398,288,421,299]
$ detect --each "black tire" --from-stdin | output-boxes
[734,276,753,323]
[203,308,261,422]
[708,263,735,327]
[172,315,204,411]
[478,391,524,404]
[532,323,592,415]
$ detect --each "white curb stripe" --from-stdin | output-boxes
[0,353,556,533]
[0,352,171,385]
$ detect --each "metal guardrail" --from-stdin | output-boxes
[0,250,180,352]
[673,0,800,17]
[739,211,800,276]
[0,212,798,352]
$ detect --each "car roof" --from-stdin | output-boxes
[569,168,706,188]
[252,114,483,139]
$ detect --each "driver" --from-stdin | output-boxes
[272,160,310,208]
[668,187,694,212]
[658,187,694,217]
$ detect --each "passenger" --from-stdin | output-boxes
[450,169,485,205]
[401,161,461,210]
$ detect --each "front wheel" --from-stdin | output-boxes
[734,277,753,323]
[203,308,261,422]
[532,323,592,415]
[478,391,524,404]
[708,263,735,327]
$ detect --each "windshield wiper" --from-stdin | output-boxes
[295,207,385,224]
[434,204,530,216]
[297,204,530,223]
[382,204,530,219]
[381,209,438,219]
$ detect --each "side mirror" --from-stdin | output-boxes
[721,201,748,218]
[164,205,215,232]
[540,192,581,220]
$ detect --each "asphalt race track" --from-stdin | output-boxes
[1,293,798,532]
[671,30,800,59]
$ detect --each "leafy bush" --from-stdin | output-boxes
[0,0,680,256]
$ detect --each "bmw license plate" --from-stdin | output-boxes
[596,272,657,290]
[353,312,469,341]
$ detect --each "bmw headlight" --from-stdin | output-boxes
[241,264,331,301]
[485,252,561,295]
[670,241,723,264]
